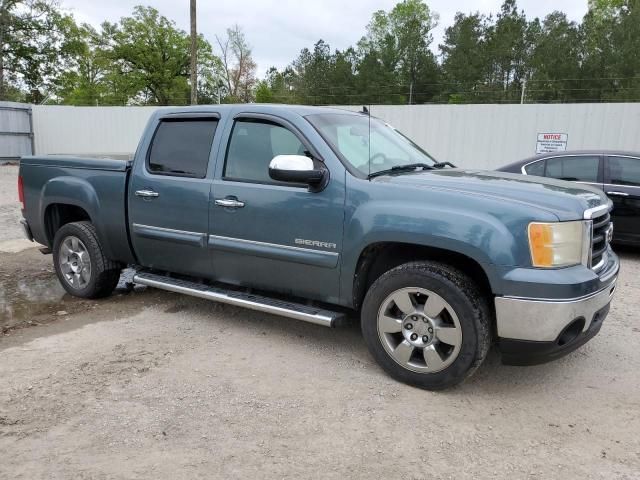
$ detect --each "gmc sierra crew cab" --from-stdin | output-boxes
[18,105,619,390]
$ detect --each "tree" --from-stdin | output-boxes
[360,0,440,103]
[526,12,582,102]
[216,24,257,102]
[581,0,640,101]
[53,23,137,105]
[0,0,77,102]
[256,66,296,103]
[484,0,531,102]
[440,13,489,103]
[56,6,223,106]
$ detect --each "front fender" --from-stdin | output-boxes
[340,198,539,305]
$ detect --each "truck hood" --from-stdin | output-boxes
[373,169,608,221]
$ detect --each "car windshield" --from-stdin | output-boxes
[306,113,437,176]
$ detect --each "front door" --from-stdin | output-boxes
[605,155,640,244]
[128,115,219,276]
[209,115,345,303]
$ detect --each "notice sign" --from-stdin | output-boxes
[536,133,568,154]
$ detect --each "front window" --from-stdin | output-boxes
[224,119,306,184]
[306,113,436,176]
[524,160,545,176]
[545,156,600,183]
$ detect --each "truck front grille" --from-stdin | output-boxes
[591,211,611,271]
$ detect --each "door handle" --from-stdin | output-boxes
[215,198,245,208]
[135,189,159,198]
[606,191,629,197]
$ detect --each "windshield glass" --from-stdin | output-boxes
[306,113,436,176]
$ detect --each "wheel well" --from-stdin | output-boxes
[353,242,493,310]
[44,204,91,246]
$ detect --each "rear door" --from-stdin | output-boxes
[208,114,345,303]
[604,155,640,244]
[128,114,220,276]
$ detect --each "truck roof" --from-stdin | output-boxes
[155,104,363,118]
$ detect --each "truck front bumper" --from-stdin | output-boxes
[495,252,619,366]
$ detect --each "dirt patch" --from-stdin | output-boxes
[0,248,168,335]
[0,249,639,479]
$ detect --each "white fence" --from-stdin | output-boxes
[31,105,158,158]
[30,103,640,170]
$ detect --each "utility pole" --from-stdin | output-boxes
[520,78,527,105]
[190,0,197,105]
[409,81,413,105]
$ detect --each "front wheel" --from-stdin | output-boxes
[361,261,491,390]
[53,221,122,299]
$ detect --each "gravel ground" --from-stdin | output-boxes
[1,165,639,479]
[0,164,21,243]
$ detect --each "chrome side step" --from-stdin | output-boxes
[133,271,345,327]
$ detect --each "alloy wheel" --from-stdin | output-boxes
[377,287,463,373]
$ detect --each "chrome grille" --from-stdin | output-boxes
[590,211,611,271]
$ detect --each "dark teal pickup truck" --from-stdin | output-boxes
[18,105,619,389]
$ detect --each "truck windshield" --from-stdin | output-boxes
[306,113,437,177]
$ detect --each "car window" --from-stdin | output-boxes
[608,156,640,186]
[224,120,306,183]
[306,113,436,176]
[524,160,545,176]
[545,156,600,182]
[148,119,218,178]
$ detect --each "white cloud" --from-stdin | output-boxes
[60,0,589,77]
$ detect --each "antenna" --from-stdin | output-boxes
[367,105,371,180]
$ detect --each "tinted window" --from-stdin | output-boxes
[524,160,545,176]
[224,120,306,183]
[148,119,217,178]
[545,156,599,182]
[608,156,640,186]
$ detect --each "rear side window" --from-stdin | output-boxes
[148,119,218,178]
[524,160,545,176]
[608,156,640,186]
[545,156,599,182]
[224,120,306,183]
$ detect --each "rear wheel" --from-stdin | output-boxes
[361,261,491,390]
[53,221,121,299]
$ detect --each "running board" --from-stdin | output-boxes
[133,271,344,327]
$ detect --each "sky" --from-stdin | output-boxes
[60,0,589,77]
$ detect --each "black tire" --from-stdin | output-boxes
[361,261,491,390]
[53,221,122,299]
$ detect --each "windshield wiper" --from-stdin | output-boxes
[433,161,456,169]
[367,163,435,179]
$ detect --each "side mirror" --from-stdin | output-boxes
[268,155,326,185]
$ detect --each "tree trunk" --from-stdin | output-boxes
[189,0,197,105]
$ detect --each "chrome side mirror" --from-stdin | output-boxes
[268,155,326,185]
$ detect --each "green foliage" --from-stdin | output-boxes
[527,12,582,103]
[0,0,78,102]
[440,13,489,102]
[3,0,640,105]
[60,6,224,105]
[9,4,225,105]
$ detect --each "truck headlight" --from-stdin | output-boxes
[528,221,591,268]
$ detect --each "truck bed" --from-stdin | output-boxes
[19,155,135,264]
